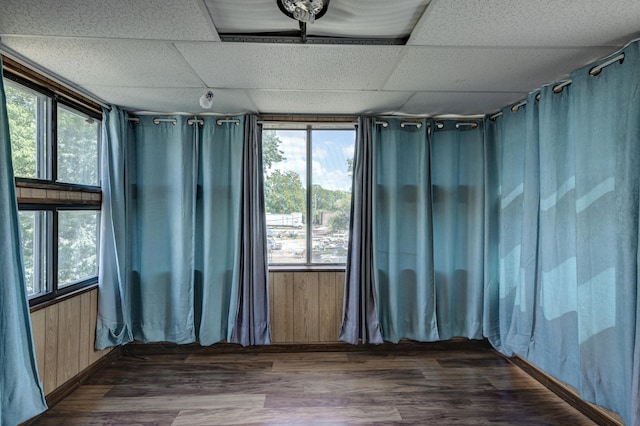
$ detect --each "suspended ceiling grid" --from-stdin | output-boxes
[0,0,638,116]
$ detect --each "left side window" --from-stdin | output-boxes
[4,76,101,304]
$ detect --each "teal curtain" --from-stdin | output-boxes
[96,105,133,348]
[484,92,541,357]
[485,41,640,425]
[373,119,438,342]
[130,116,197,343]
[0,57,47,425]
[369,119,486,343]
[568,43,639,425]
[431,121,485,340]
[98,114,268,346]
[196,117,244,345]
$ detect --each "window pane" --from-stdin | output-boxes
[5,80,48,179]
[263,130,307,264]
[311,130,354,264]
[18,211,49,297]
[58,210,99,286]
[57,105,99,186]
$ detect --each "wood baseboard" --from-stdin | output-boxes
[508,355,623,426]
[122,337,492,357]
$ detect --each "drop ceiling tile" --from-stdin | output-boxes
[84,86,254,114]
[399,91,527,116]
[1,37,203,88]
[410,0,640,47]
[385,46,617,93]
[176,43,404,91]
[0,0,217,41]
[247,90,412,115]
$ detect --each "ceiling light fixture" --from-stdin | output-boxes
[276,0,329,43]
[277,0,329,23]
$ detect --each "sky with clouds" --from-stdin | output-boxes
[272,129,355,192]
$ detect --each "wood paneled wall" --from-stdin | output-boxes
[268,271,345,343]
[27,272,342,396]
[29,288,112,395]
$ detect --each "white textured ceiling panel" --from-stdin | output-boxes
[84,86,254,114]
[176,43,404,90]
[410,0,640,47]
[385,46,617,92]
[206,0,430,39]
[248,90,412,115]
[400,92,527,116]
[1,37,203,88]
[0,0,218,41]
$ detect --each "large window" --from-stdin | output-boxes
[263,126,355,265]
[4,74,101,304]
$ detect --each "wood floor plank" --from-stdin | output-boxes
[32,411,180,425]
[186,351,348,364]
[33,347,597,425]
[271,357,439,372]
[436,355,512,368]
[51,394,266,412]
[264,392,475,409]
[104,374,306,397]
[171,406,403,425]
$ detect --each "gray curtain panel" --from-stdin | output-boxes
[230,115,272,346]
[339,117,383,344]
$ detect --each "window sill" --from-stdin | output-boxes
[29,282,98,313]
[269,264,346,273]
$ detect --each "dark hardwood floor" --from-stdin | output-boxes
[33,343,596,425]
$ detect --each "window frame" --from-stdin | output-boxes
[3,70,102,307]
[262,122,355,269]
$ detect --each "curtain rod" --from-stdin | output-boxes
[127,117,204,126]
[590,53,625,76]
[377,120,480,129]
[127,117,179,125]
[455,122,479,129]
[153,118,177,125]
[257,120,357,126]
[217,118,240,125]
[553,80,572,93]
